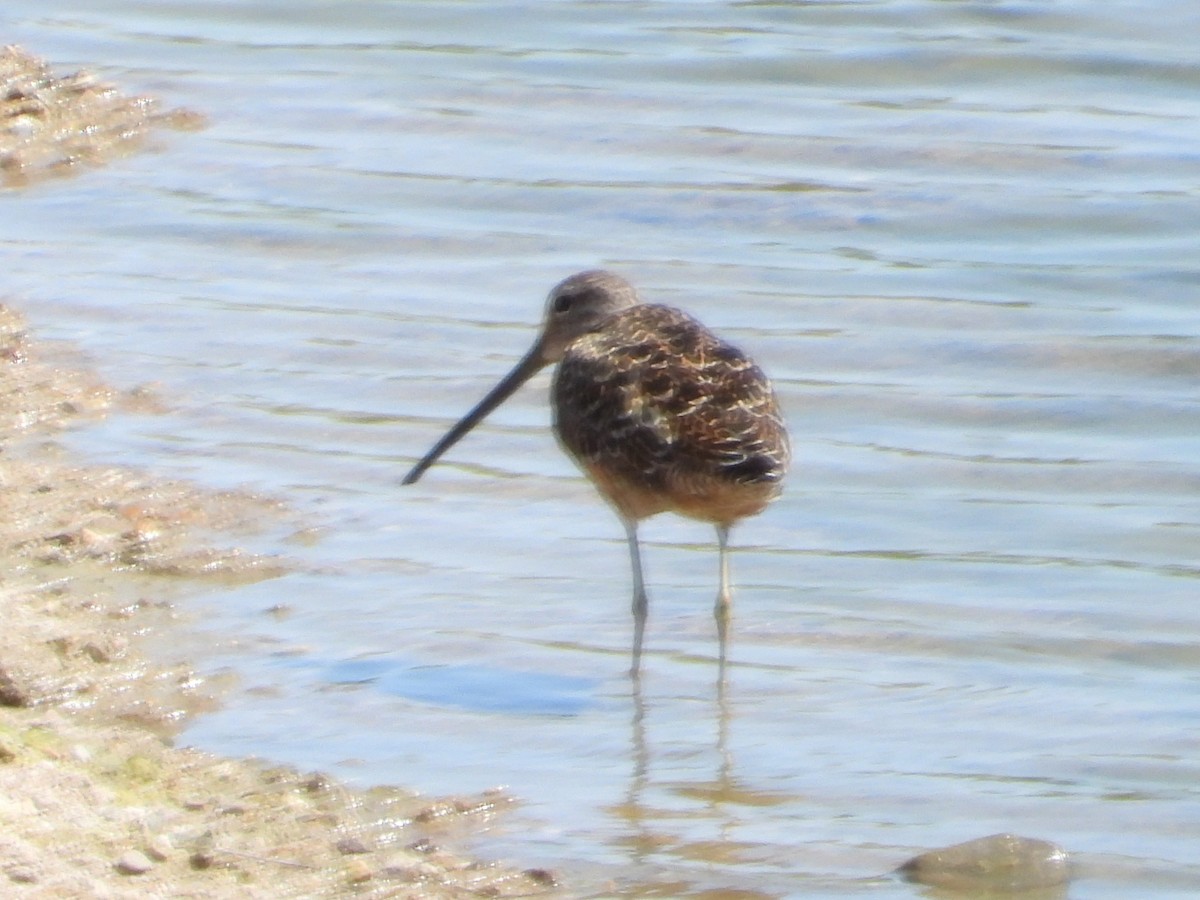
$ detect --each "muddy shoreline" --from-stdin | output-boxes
[1,46,555,898]
[0,305,556,898]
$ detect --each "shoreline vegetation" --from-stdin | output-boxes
[2,45,555,898]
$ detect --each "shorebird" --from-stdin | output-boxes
[403,270,789,675]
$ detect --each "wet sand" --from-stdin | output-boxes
[1,47,555,899]
[0,297,556,900]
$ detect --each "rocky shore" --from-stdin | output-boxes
[0,286,556,900]
[1,46,555,899]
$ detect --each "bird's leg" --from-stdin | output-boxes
[624,518,649,677]
[715,524,732,671]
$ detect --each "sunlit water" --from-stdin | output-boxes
[6,2,1200,897]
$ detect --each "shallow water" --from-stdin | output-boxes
[6,1,1200,896]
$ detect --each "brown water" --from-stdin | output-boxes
[6,2,1200,897]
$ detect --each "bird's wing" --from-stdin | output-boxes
[554,305,788,490]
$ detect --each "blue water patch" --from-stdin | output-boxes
[323,657,597,717]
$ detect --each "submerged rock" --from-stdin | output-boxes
[1,45,204,188]
[899,832,1070,893]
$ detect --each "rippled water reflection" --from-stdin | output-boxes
[6,1,1200,896]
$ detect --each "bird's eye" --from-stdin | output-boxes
[553,294,573,313]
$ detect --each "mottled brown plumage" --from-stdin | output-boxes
[403,270,789,675]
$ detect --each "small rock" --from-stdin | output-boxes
[345,859,373,884]
[899,833,1070,892]
[525,867,558,886]
[0,666,33,707]
[0,835,43,883]
[8,865,38,884]
[408,837,436,854]
[414,799,457,823]
[115,850,154,875]
[82,635,127,664]
[0,735,20,763]
[336,836,371,855]
[145,834,173,862]
[415,861,443,879]
[379,851,422,879]
[303,773,331,793]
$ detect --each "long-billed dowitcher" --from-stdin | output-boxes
[403,270,789,675]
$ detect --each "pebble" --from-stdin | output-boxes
[114,850,154,875]
[525,868,558,887]
[345,859,373,884]
[899,833,1070,892]
[145,833,173,862]
[8,865,39,884]
[415,861,443,879]
[0,735,19,763]
[336,836,371,855]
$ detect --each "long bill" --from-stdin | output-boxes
[402,342,549,485]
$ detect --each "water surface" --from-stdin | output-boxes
[6,2,1200,897]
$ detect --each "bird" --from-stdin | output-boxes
[402,270,789,676]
